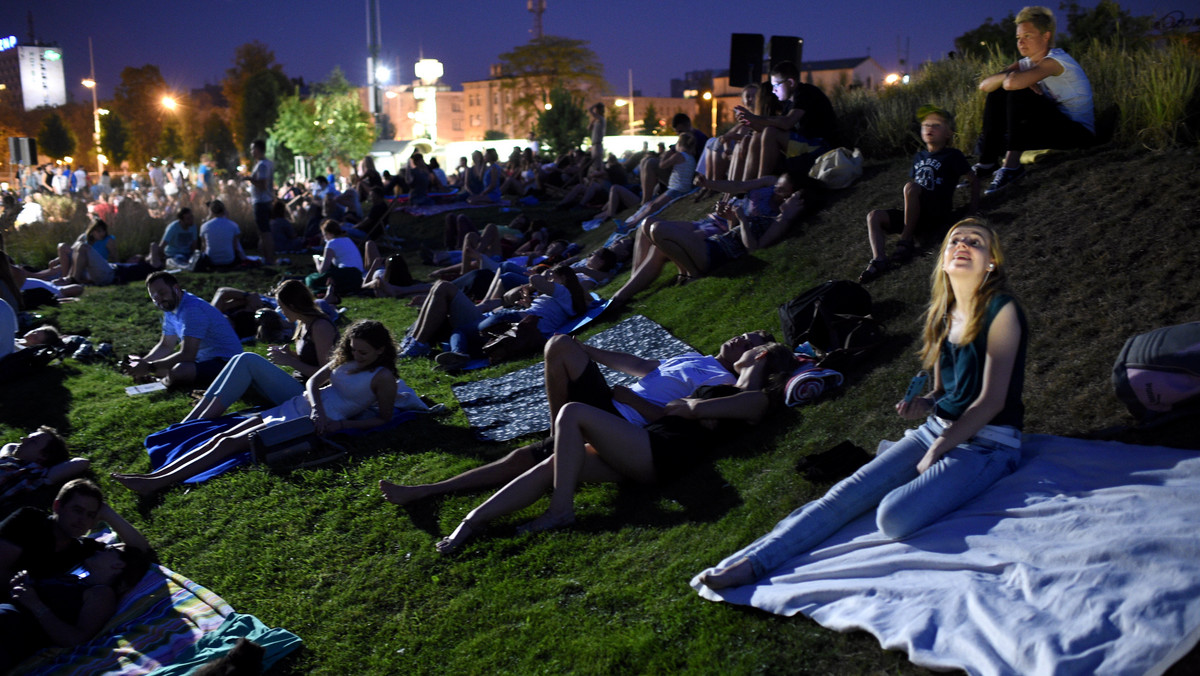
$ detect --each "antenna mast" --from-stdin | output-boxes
[528,0,546,40]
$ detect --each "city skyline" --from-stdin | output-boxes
[0,0,1183,106]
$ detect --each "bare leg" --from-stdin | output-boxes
[647,220,711,278]
[411,280,457,343]
[380,444,541,505]
[111,416,264,494]
[757,126,788,178]
[898,181,923,243]
[866,209,891,261]
[741,133,763,181]
[639,156,660,205]
[542,335,595,423]
[610,239,671,305]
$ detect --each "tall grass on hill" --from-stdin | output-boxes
[834,42,1199,159]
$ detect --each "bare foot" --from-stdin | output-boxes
[110,472,163,496]
[436,519,479,555]
[698,557,757,590]
[379,479,427,506]
[516,509,575,535]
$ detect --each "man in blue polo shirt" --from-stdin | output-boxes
[121,271,242,389]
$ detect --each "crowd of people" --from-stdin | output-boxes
[0,7,1101,665]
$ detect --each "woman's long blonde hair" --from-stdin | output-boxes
[918,219,1009,369]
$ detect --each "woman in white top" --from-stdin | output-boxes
[306,219,365,296]
[112,320,402,495]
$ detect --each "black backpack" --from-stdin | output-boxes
[777,280,885,371]
[0,345,63,383]
[1112,322,1200,426]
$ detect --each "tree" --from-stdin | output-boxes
[268,68,374,171]
[1059,1,1154,52]
[496,36,607,136]
[158,122,183,159]
[954,13,1016,59]
[535,87,587,157]
[99,110,131,166]
[112,64,168,165]
[222,41,291,153]
[642,103,663,136]
[37,112,76,160]
[483,130,508,141]
[194,113,237,173]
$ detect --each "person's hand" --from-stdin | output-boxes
[693,174,710,189]
[916,446,945,474]
[267,345,296,367]
[310,409,330,435]
[733,105,750,121]
[10,571,44,611]
[123,356,152,382]
[610,385,641,407]
[895,395,934,420]
[96,502,116,524]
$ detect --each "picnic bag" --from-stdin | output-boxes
[482,314,544,365]
[777,280,885,372]
[808,147,864,189]
[1112,321,1200,424]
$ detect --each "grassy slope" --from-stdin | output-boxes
[5,144,1199,674]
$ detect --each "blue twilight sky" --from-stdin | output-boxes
[0,0,1185,103]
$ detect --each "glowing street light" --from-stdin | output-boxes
[702,91,716,136]
[161,95,178,111]
[374,65,391,84]
[544,103,552,111]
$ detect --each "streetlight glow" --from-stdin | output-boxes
[374,65,391,84]
[161,95,177,110]
[81,78,96,89]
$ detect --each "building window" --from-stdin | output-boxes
[452,120,462,131]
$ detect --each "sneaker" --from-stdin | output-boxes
[958,162,995,189]
[984,166,1026,195]
[434,351,473,372]
[399,340,432,359]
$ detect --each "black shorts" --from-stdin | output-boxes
[193,358,231,388]
[883,202,951,243]
[254,202,272,233]
[528,360,620,462]
[644,416,711,482]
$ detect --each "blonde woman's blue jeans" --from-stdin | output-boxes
[741,415,1021,579]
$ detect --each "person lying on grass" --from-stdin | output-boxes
[0,542,152,671]
[609,172,821,307]
[433,342,799,554]
[380,330,774,506]
[0,427,91,510]
[112,320,401,495]
[698,220,1027,590]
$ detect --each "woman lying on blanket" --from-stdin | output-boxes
[184,280,338,422]
[609,172,820,306]
[112,320,400,495]
[399,264,588,365]
[699,219,1027,589]
[0,543,152,670]
[435,342,799,554]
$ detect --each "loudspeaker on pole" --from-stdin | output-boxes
[729,34,764,88]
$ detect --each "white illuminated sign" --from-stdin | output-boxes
[0,36,17,51]
[18,46,67,110]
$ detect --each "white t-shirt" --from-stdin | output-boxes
[324,237,364,272]
[613,353,736,426]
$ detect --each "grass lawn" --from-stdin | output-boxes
[5,144,1199,674]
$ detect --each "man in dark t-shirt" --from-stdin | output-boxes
[733,60,837,179]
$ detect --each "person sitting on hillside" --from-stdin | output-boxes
[431,341,798,553]
[609,171,820,306]
[198,200,244,268]
[305,220,365,298]
[733,60,837,179]
[159,207,199,265]
[112,320,407,495]
[858,105,979,283]
[121,271,244,390]
[380,330,774,507]
[698,220,1027,590]
[462,150,503,205]
[49,220,165,287]
[697,84,759,191]
[592,133,697,230]
[972,5,1094,194]
[184,280,338,422]
[0,479,151,586]
[268,200,305,253]
[361,252,432,300]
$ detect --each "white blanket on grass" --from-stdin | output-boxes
[692,434,1200,676]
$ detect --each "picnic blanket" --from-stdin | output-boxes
[452,314,696,441]
[401,202,492,217]
[17,564,300,675]
[691,434,1200,676]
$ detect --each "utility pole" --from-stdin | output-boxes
[366,0,383,137]
[528,0,546,40]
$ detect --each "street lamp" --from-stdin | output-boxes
[161,95,177,111]
[702,91,716,137]
[83,36,102,177]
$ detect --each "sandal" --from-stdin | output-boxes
[892,239,917,264]
[857,257,889,284]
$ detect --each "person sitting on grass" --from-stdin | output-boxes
[732,60,837,180]
[433,341,798,554]
[0,428,91,512]
[380,330,773,506]
[0,543,152,671]
[120,271,244,390]
[858,105,978,284]
[697,220,1027,590]
[361,251,432,300]
[112,320,403,495]
[306,220,365,298]
[972,5,1094,195]
[606,132,698,229]
[0,479,151,586]
[609,172,819,306]
[183,280,338,422]
[198,200,245,268]
[159,207,198,266]
[48,220,166,287]
[399,265,588,370]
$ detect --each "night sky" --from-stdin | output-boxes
[0,0,1181,103]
